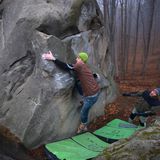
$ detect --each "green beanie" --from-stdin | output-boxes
[78,52,88,63]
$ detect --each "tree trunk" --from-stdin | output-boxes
[132,0,141,76]
[141,0,155,76]
[103,0,117,77]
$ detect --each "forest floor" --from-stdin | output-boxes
[30,76,160,160]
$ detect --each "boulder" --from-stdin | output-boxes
[0,0,117,148]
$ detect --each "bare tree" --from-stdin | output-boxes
[125,0,133,73]
[103,0,117,76]
[119,0,125,78]
[141,0,155,76]
[132,0,141,76]
[103,0,160,79]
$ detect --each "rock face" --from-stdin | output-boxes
[94,120,160,160]
[0,0,117,148]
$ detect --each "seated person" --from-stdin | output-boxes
[123,88,160,127]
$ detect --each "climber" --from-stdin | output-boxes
[42,51,100,133]
[123,88,160,127]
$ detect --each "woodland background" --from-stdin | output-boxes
[0,0,160,160]
[103,0,160,80]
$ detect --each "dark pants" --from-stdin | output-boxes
[75,80,100,124]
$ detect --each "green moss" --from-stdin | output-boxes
[139,154,147,160]
[103,150,112,160]
[140,131,160,139]
[149,149,160,155]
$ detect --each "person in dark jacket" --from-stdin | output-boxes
[42,51,100,133]
[124,88,160,127]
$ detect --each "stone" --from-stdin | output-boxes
[0,0,117,148]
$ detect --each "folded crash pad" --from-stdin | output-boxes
[72,132,109,152]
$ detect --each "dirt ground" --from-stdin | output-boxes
[29,76,160,160]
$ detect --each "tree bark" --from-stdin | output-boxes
[132,0,141,76]
[141,0,155,76]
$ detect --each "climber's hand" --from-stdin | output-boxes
[42,51,56,61]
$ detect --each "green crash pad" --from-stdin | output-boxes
[106,118,139,129]
[94,119,140,140]
[45,138,99,160]
[94,125,137,140]
[45,119,142,160]
[72,132,109,152]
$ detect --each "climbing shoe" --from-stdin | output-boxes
[77,123,88,134]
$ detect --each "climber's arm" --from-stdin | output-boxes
[42,51,74,71]
[122,91,143,97]
[53,59,74,71]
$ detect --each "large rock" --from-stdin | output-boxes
[0,0,117,148]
